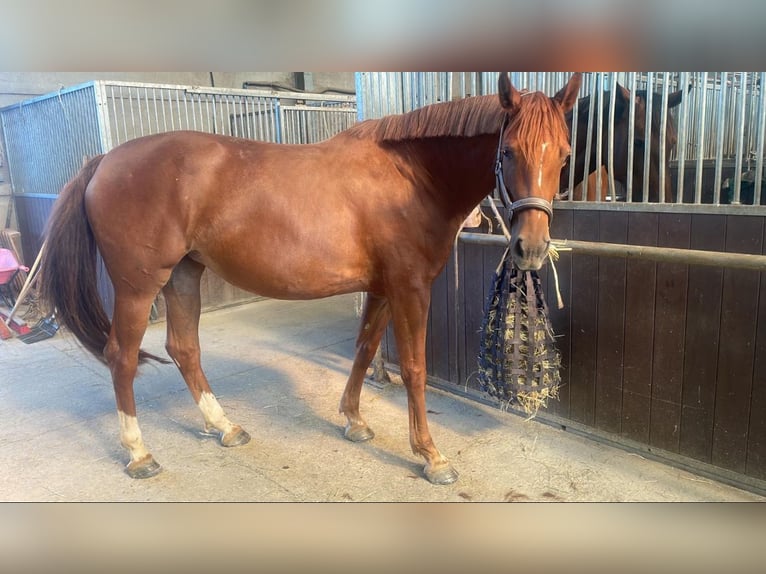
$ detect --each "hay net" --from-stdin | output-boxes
[477,248,561,417]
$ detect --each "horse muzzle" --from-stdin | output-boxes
[510,235,551,271]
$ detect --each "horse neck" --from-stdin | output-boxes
[393,134,498,225]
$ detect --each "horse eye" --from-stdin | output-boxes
[502,149,514,160]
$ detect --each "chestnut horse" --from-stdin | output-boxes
[40,72,581,485]
[563,83,684,202]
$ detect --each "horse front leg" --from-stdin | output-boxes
[390,286,459,485]
[339,293,391,442]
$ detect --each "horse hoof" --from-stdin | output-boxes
[221,426,251,447]
[424,464,459,485]
[344,423,375,442]
[126,455,162,479]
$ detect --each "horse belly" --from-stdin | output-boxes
[195,232,372,300]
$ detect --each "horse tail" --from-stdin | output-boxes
[40,155,166,364]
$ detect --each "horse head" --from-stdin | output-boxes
[622,86,684,202]
[563,82,684,202]
[496,72,581,270]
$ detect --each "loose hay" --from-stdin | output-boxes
[477,247,562,417]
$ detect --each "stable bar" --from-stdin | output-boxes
[626,72,637,202]
[675,72,689,203]
[658,72,670,203]
[642,72,654,202]
[459,232,766,271]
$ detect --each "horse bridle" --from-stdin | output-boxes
[494,115,554,222]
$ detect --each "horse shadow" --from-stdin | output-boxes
[132,329,508,481]
[3,298,511,485]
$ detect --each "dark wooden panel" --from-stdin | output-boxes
[650,213,691,453]
[445,247,459,384]
[545,209,574,418]
[680,214,725,463]
[712,215,763,473]
[747,240,766,478]
[594,211,627,434]
[428,264,448,382]
[455,241,467,386]
[568,210,600,426]
[469,242,508,392]
[622,211,658,444]
[462,240,487,392]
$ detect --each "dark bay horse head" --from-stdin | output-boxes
[497,72,581,270]
[627,87,684,202]
[563,83,684,202]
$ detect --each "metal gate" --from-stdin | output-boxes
[357,72,766,209]
[357,71,766,495]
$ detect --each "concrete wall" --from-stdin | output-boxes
[0,72,356,230]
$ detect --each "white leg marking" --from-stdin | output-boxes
[198,391,236,435]
[118,411,150,462]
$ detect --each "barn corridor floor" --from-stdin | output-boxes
[1,294,762,502]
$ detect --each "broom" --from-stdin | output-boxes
[477,246,562,417]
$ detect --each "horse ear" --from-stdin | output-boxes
[667,88,684,109]
[498,72,521,112]
[616,83,631,103]
[613,83,636,118]
[553,72,582,113]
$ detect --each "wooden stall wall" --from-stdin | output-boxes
[381,206,766,488]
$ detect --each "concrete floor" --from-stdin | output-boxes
[0,294,762,501]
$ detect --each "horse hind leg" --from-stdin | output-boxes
[163,257,250,448]
[339,293,390,442]
[105,293,164,479]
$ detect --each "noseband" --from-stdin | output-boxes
[494,115,554,222]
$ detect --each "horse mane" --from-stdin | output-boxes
[507,91,569,162]
[348,94,504,142]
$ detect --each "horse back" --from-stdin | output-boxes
[83,130,443,299]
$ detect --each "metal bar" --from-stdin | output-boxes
[187,85,355,103]
[0,81,99,112]
[152,87,160,135]
[581,73,597,200]
[137,87,145,136]
[567,75,578,198]
[675,72,689,203]
[595,73,604,202]
[607,73,617,201]
[160,87,168,133]
[459,232,766,271]
[755,72,766,205]
[642,72,654,202]
[694,72,709,203]
[626,72,637,203]
[119,85,129,144]
[713,73,728,204]
[93,81,113,152]
[733,72,748,204]
[658,72,670,203]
